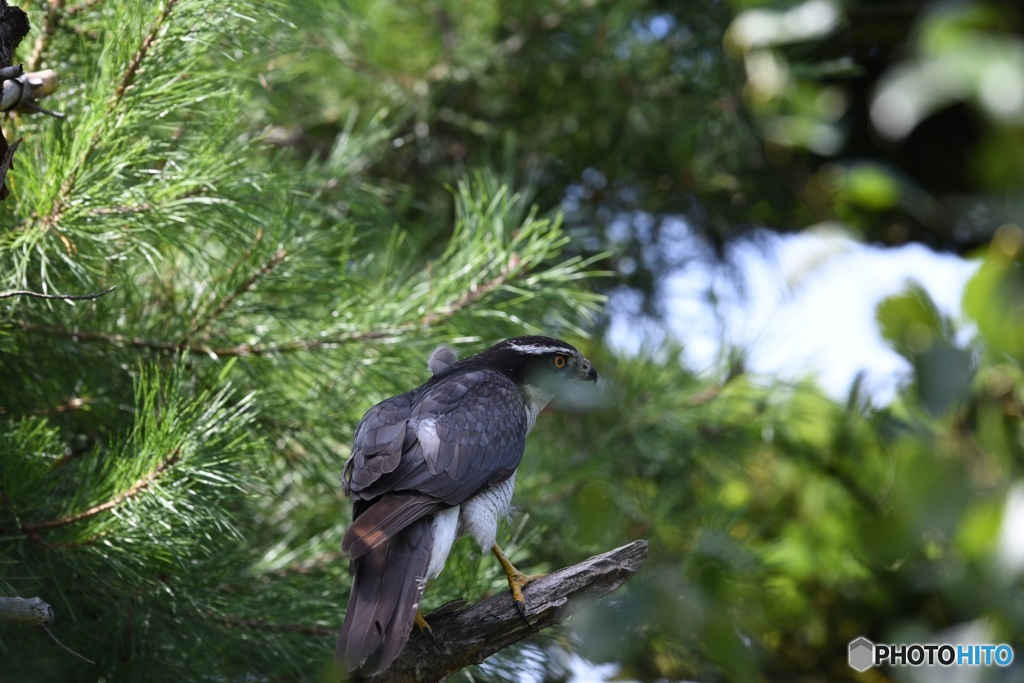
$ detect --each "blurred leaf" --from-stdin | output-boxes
[963,227,1024,361]
[955,498,1002,561]
[876,283,944,360]
[878,284,973,414]
[916,344,973,416]
[842,163,902,211]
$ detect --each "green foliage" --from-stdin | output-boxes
[964,226,1024,363]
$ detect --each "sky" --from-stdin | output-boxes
[606,219,980,405]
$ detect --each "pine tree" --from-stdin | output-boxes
[0,1,602,680]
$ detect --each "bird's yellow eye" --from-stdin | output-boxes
[553,355,566,368]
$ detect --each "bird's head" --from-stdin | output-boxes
[479,335,598,411]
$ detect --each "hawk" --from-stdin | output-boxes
[336,336,598,675]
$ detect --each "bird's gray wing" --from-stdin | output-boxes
[342,368,527,558]
[342,392,416,497]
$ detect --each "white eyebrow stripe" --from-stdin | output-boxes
[508,343,570,355]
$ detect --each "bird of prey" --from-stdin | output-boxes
[336,335,598,675]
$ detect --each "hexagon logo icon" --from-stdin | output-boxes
[849,637,875,672]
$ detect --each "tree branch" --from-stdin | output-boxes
[187,241,287,339]
[0,0,30,69]
[115,0,177,100]
[14,322,410,357]
[0,285,116,301]
[13,259,521,357]
[39,623,95,664]
[421,253,522,326]
[15,450,181,533]
[34,0,180,233]
[0,596,53,626]
[367,540,649,683]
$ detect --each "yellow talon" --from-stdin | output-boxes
[491,543,545,621]
[415,610,440,650]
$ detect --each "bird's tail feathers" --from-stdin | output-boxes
[341,493,441,559]
[336,517,433,675]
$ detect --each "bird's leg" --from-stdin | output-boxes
[491,543,544,621]
[414,610,441,651]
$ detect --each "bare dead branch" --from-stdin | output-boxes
[1,69,60,112]
[0,596,53,626]
[361,540,649,683]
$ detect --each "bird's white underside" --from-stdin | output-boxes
[425,474,517,581]
[426,506,460,580]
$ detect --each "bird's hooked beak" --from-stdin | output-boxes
[580,358,598,383]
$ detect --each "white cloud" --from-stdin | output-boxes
[608,220,979,403]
